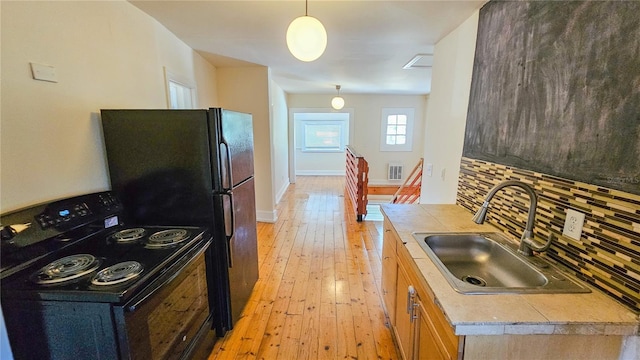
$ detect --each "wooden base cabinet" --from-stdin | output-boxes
[394,261,417,360]
[394,255,459,360]
[382,214,627,360]
[384,217,459,360]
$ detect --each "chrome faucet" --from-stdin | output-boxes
[472,180,553,256]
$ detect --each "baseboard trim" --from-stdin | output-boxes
[296,170,345,176]
[275,181,290,205]
[256,209,277,223]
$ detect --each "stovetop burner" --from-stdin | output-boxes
[31,254,102,285]
[112,228,146,243]
[145,229,190,249]
[91,261,143,286]
[3,225,209,303]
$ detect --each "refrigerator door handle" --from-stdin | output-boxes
[223,190,235,268]
[220,139,235,268]
[219,139,234,193]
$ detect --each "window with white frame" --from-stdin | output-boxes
[164,67,196,109]
[380,108,414,151]
[304,122,341,151]
[168,80,194,109]
[295,113,350,153]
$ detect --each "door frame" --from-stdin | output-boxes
[288,107,355,183]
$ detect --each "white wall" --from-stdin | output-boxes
[216,66,276,222]
[295,149,347,175]
[287,94,426,184]
[0,1,219,212]
[420,10,479,204]
[269,78,290,205]
[194,58,219,109]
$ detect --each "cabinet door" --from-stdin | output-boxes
[416,298,449,360]
[394,263,417,360]
[415,295,459,360]
[381,230,397,324]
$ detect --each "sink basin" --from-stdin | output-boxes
[425,234,547,287]
[412,232,591,294]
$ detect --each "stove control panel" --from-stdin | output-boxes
[1,191,125,277]
[36,203,91,229]
[36,191,123,230]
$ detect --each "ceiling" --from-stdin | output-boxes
[130,0,485,95]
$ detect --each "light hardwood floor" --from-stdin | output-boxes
[207,176,399,359]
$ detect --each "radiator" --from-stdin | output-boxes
[388,163,403,180]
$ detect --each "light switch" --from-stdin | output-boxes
[426,163,433,177]
[30,62,58,83]
[562,209,585,240]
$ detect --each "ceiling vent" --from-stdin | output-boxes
[402,54,434,69]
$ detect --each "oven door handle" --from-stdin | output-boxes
[126,238,211,313]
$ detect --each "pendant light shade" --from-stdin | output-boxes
[331,96,345,110]
[286,1,327,62]
[331,85,344,110]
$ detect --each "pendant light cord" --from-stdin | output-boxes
[305,0,308,16]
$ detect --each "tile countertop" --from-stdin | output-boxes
[380,203,640,337]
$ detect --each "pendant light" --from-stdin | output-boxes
[331,85,345,110]
[286,0,327,62]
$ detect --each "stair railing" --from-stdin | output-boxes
[390,158,423,204]
[345,146,369,221]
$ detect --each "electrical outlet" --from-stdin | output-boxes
[563,209,585,240]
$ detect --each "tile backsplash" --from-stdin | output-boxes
[457,157,640,313]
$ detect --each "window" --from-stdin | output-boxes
[385,114,407,145]
[380,108,414,151]
[168,80,194,109]
[304,122,343,151]
[164,67,196,109]
[294,112,350,153]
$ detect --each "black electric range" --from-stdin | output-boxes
[1,191,214,360]
[2,225,210,303]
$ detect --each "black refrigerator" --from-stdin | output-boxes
[100,108,259,336]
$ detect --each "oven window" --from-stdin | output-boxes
[125,250,210,360]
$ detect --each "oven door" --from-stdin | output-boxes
[119,238,212,360]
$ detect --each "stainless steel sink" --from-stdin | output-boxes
[412,232,591,294]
